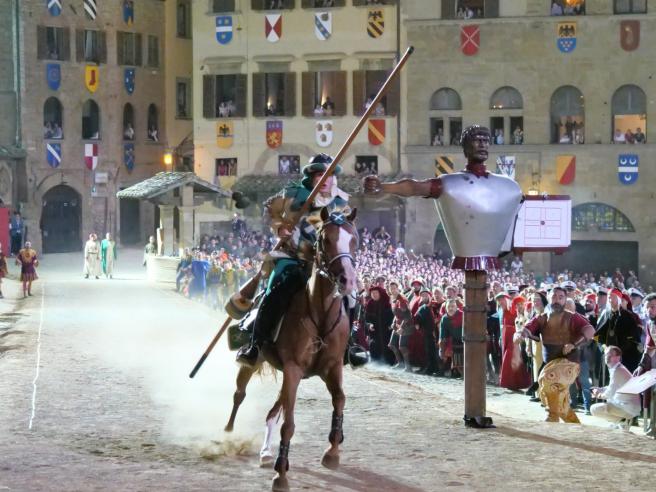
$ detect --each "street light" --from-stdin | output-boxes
[163,150,173,168]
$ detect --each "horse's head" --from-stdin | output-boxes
[316,207,359,296]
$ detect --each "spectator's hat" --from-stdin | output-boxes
[301,153,342,189]
[609,288,624,300]
[628,288,645,299]
[506,285,519,294]
[410,277,425,287]
[420,287,432,296]
[597,286,608,296]
[585,293,597,302]
[561,280,577,291]
[495,292,511,301]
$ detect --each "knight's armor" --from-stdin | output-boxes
[436,171,522,270]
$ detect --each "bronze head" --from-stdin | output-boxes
[460,125,491,164]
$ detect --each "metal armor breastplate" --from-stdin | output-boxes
[541,312,573,346]
[436,172,522,259]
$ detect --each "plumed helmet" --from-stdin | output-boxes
[301,153,342,190]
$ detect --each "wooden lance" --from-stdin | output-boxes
[189,46,415,379]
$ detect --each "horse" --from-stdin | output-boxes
[224,207,358,492]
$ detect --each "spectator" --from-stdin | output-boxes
[512,126,523,145]
[432,129,444,146]
[613,129,626,144]
[634,127,645,143]
[9,211,25,256]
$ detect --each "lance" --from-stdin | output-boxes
[189,46,415,378]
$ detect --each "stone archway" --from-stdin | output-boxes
[41,184,82,253]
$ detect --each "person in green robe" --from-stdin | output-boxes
[101,232,117,279]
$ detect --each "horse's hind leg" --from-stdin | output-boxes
[272,365,302,492]
[260,397,282,467]
[225,364,255,432]
[321,364,345,470]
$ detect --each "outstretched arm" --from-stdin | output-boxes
[363,175,442,199]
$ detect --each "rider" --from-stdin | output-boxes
[237,153,350,366]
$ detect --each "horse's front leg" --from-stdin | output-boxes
[321,363,345,470]
[260,398,282,467]
[225,364,255,432]
[272,365,302,492]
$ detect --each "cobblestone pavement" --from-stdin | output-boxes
[1,250,656,492]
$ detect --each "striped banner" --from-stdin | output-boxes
[435,155,455,176]
[84,0,97,20]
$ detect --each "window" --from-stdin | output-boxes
[301,0,346,7]
[614,0,647,13]
[37,26,70,61]
[76,29,107,64]
[177,1,191,38]
[176,78,192,119]
[43,97,63,139]
[147,104,159,142]
[550,86,584,144]
[353,0,397,5]
[82,100,100,140]
[612,85,647,144]
[251,0,294,9]
[489,86,523,145]
[123,103,135,141]
[429,88,462,146]
[252,73,296,117]
[116,31,142,66]
[210,0,236,12]
[573,203,635,232]
[354,155,378,176]
[302,71,347,117]
[550,0,586,16]
[353,70,400,117]
[441,0,499,19]
[278,155,301,175]
[202,74,247,118]
[216,158,238,177]
[147,35,159,68]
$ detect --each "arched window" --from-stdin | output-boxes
[147,104,159,142]
[429,88,462,146]
[572,202,635,232]
[81,99,100,140]
[489,86,523,145]
[550,86,584,144]
[123,103,135,141]
[43,97,63,139]
[612,85,646,143]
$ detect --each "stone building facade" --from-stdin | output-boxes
[14,0,192,253]
[400,0,656,284]
[191,0,404,234]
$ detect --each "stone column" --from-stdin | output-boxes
[158,204,175,256]
[177,205,196,253]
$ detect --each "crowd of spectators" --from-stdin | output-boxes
[613,128,646,144]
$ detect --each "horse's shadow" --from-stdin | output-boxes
[294,464,426,492]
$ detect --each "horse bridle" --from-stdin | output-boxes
[315,220,358,286]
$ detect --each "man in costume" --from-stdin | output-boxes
[517,287,595,423]
[84,233,101,279]
[237,153,350,366]
[363,125,522,270]
[0,242,8,298]
[143,235,157,266]
[16,241,38,297]
[100,232,117,279]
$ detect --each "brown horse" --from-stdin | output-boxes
[224,207,358,492]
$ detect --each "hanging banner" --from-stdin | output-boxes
[266,120,283,149]
[84,0,98,20]
[556,155,576,185]
[460,25,480,56]
[85,65,99,93]
[124,68,135,94]
[265,14,282,43]
[495,155,516,180]
[316,120,333,147]
[557,22,577,53]
[216,16,233,45]
[46,63,61,91]
[620,20,640,52]
[46,143,62,168]
[85,143,99,170]
[368,119,385,145]
[47,0,62,16]
[124,143,135,171]
[123,0,134,26]
[618,154,638,185]
[315,12,332,41]
[435,155,455,176]
[216,121,234,149]
[367,9,384,38]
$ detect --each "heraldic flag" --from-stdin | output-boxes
[556,155,576,185]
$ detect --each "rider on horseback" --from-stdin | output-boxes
[237,153,350,366]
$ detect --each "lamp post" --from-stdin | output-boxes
[163,150,173,169]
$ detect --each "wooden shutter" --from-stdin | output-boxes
[386,76,400,116]
[252,73,265,117]
[116,31,124,65]
[203,75,216,118]
[37,26,47,60]
[352,70,365,117]
[301,71,315,117]
[135,33,143,66]
[283,72,296,117]
[301,0,312,7]
[251,0,265,11]
[61,28,71,61]
[485,0,499,18]
[235,74,247,117]
[98,31,107,64]
[441,0,455,19]
[76,29,84,62]
[333,71,346,116]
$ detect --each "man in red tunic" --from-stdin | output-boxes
[517,287,595,423]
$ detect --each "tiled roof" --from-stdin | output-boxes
[232,173,410,196]
[116,172,232,200]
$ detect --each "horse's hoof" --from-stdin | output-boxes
[321,451,340,470]
[272,474,289,492]
[260,453,274,468]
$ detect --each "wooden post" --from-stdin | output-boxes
[463,270,493,428]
